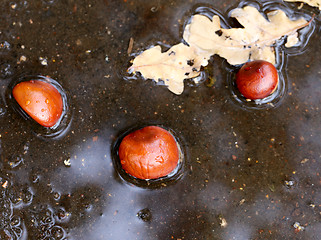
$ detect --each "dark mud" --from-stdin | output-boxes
[0,0,320,239]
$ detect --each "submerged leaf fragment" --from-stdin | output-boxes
[285,0,321,10]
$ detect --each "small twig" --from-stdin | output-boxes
[127,37,134,55]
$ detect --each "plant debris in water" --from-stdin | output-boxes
[285,0,321,10]
[129,5,310,95]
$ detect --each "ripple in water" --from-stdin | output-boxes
[111,124,186,189]
[7,75,73,140]
[222,0,316,110]
[226,66,288,110]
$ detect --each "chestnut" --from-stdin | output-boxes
[236,60,278,100]
[12,80,63,127]
[118,126,180,180]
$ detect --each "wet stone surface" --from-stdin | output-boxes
[0,0,321,239]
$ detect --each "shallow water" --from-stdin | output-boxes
[1,0,321,239]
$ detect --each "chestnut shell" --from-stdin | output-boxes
[118,126,180,180]
[12,80,63,127]
[236,60,278,100]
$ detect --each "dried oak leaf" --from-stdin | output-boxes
[129,43,210,94]
[183,6,308,65]
[129,6,309,95]
[285,0,321,10]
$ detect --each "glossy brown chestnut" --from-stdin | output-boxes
[118,126,180,180]
[236,60,278,100]
[12,80,63,127]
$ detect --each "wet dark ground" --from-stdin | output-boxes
[1,0,321,239]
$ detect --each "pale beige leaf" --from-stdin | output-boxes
[129,43,210,95]
[129,5,309,94]
[250,46,276,63]
[184,6,308,65]
[285,32,299,47]
[285,0,321,10]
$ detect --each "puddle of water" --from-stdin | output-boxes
[0,0,320,239]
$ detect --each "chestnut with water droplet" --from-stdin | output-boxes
[12,80,63,127]
[118,126,180,180]
[236,60,278,100]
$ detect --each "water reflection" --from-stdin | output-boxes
[51,135,113,190]
[0,0,320,239]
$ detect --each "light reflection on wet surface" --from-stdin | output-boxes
[0,0,321,239]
